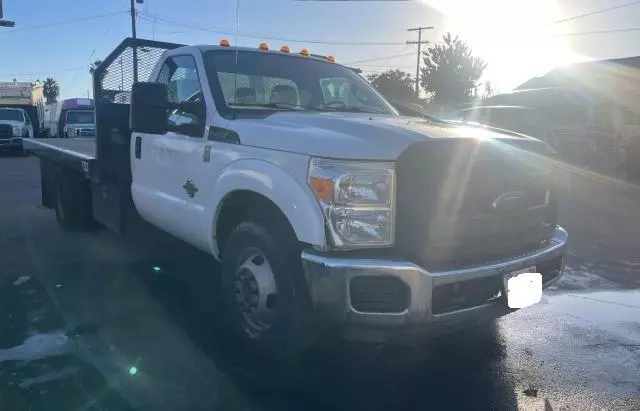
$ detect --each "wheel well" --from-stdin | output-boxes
[215,190,298,257]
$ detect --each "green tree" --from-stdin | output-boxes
[420,33,486,106]
[367,69,415,103]
[43,77,60,104]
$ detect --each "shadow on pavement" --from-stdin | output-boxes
[130,254,519,410]
[0,272,133,410]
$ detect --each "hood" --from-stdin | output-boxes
[230,112,537,160]
[0,120,25,127]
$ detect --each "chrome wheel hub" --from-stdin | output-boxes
[233,251,277,337]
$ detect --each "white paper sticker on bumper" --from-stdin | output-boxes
[504,267,542,309]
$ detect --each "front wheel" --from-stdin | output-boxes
[220,221,312,355]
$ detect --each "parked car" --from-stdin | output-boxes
[0,107,34,154]
[449,105,616,173]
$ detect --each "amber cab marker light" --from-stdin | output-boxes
[220,39,230,47]
[310,176,334,202]
[280,45,290,53]
[327,55,335,63]
[300,48,310,56]
[259,42,269,51]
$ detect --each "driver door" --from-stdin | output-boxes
[131,54,209,244]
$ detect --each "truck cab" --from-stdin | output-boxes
[25,38,567,352]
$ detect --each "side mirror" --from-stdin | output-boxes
[131,82,168,134]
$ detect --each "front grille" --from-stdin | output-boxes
[395,139,558,268]
[79,128,95,137]
[0,124,12,140]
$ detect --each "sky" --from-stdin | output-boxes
[1,0,639,99]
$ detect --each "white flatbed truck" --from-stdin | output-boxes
[25,38,567,351]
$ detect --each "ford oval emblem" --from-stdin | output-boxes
[492,191,526,212]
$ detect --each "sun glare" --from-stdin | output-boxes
[422,0,584,91]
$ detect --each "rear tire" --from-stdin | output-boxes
[220,221,312,356]
[54,168,92,232]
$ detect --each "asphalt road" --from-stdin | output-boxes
[1,154,639,410]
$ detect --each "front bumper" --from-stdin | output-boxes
[302,226,567,340]
[0,138,22,149]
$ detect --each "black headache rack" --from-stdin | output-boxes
[90,37,184,232]
[93,37,184,182]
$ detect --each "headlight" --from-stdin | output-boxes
[309,159,395,248]
[12,126,24,137]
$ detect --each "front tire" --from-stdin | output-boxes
[220,221,311,356]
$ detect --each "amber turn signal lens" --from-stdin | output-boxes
[310,176,334,202]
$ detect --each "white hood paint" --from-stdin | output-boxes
[230,112,534,160]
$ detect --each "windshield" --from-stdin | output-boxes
[66,110,95,124]
[203,50,398,118]
[0,109,23,122]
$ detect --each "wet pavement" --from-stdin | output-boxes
[1,155,639,410]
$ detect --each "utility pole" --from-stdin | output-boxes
[0,0,17,28]
[406,26,433,97]
[131,0,143,83]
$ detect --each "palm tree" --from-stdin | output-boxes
[43,77,60,104]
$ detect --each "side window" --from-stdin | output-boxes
[157,55,205,137]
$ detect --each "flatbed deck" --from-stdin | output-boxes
[24,138,98,179]
[24,138,96,159]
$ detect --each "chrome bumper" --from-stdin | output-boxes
[301,226,567,333]
[0,137,22,148]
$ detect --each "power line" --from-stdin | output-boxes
[356,65,414,68]
[0,11,127,34]
[550,0,640,25]
[556,27,640,36]
[342,52,416,65]
[137,12,408,46]
[0,66,87,78]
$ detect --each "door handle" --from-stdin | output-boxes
[135,136,142,159]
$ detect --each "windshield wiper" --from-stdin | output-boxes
[317,104,388,115]
[228,102,317,111]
